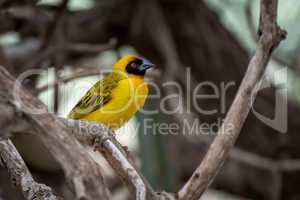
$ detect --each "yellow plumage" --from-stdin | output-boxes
[68,55,154,129]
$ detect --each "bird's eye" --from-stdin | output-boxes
[130,62,138,69]
[126,59,143,74]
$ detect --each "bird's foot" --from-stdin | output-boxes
[122,145,131,157]
[122,145,128,152]
[93,136,103,152]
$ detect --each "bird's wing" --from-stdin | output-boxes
[68,73,122,119]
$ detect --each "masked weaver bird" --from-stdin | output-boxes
[68,55,154,129]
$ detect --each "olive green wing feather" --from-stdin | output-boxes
[68,73,122,119]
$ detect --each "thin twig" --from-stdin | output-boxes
[178,0,286,199]
[51,0,69,114]
[53,69,61,114]
[0,139,59,200]
[35,67,103,94]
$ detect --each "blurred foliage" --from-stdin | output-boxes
[0,32,19,46]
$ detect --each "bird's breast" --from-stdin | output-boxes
[111,76,148,111]
[84,76,149,129]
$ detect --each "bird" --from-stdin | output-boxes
[68,55,154,129]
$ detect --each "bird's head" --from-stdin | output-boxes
[113,55,155,76]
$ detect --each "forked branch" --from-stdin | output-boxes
[0,72,159,200]
[178,0,286,199]
[0,66,110,200]
[61,118,159,200]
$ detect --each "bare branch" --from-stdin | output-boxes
[0,110,166,200]
[245,0,289,67]
[102,140,146,199]
[0,139,59,200]
[0,65,110,200]
[35,67,103,94]
[61,118,159,200]
[0,98,159,199]
[178,0,286,199]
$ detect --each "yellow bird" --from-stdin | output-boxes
[68,55,154,129]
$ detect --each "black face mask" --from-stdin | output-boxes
[126,59,155,75]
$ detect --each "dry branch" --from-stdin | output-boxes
[245,0,289,68]
[178,0,286,199]
[0,105,169,199]
[0,65,110,200]
[0,65,160,200]
[60,118,159,200]
[0,139,59,200]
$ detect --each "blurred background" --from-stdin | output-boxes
[0,0,300,199]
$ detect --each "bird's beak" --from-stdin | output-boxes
[138,59,155,72]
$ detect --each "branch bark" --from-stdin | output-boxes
[0,68,160,200]
[61,118,159,200]
[0,66,110,200]
[0,139,59,200]
[177,0,286,199]
[3,115,161,200]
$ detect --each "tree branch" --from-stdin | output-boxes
[245,0,290,68]
[8,115,161,199]
[0,139,59,200]
[0,65,161,199]
[60,118,159,200]
[0,65,110,200]
[178,0,286,199]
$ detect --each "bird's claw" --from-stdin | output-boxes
[122,145,128,152]
[93,136,103,151]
